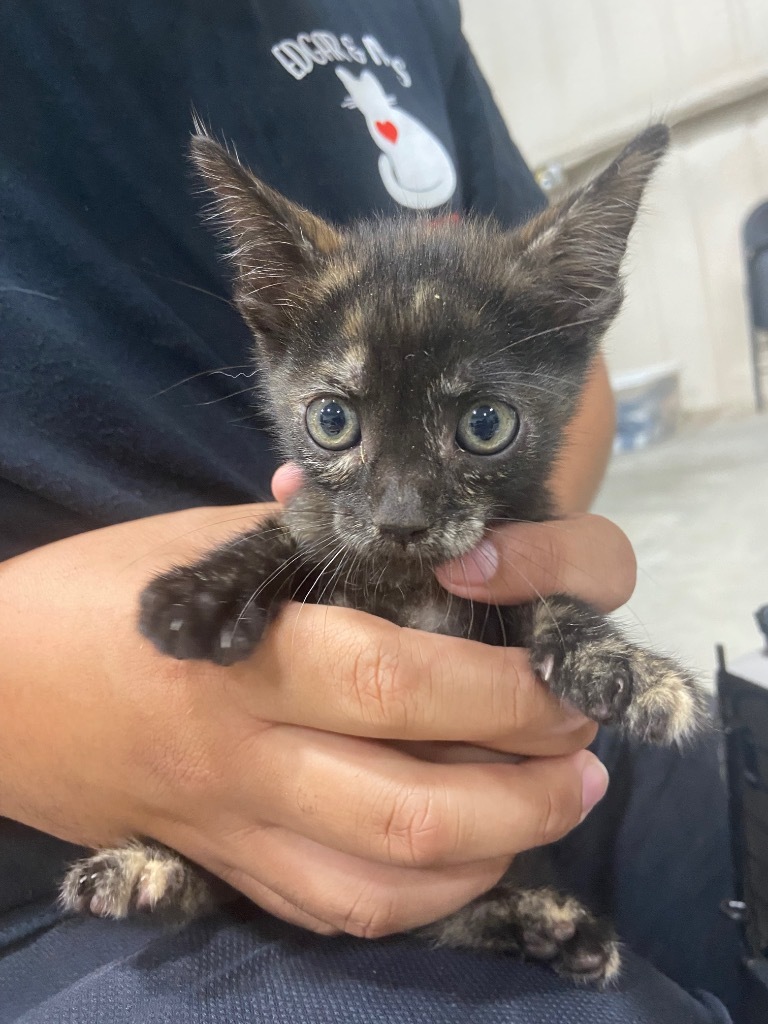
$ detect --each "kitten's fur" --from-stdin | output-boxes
[61,125,705,985]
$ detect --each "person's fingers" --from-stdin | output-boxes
[193,824,512,938]
[222,603,595,755]
[435,515,637,613]
[225,727,608,867]
[271,462,303,504]
[221,874,342,935]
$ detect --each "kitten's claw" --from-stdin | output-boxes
[530,597,706,745]
[139,568,266,665]
[538,654,555,683]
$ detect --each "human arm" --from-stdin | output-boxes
[549,355,616,515]
[0,500,616,937]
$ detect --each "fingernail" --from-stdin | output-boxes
[438,539,499,586]
[579,756,609,822]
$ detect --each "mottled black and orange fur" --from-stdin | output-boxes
[60,124,706,987]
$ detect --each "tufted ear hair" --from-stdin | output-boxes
[190,128,342,338]
[511,125,669,325]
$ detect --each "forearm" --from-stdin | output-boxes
[0,506,270,836]
[549,355,616,515]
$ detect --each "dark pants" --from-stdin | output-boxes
[0,910,733,1024]
[0,731,750,1023]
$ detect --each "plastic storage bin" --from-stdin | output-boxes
[612,362,680,453]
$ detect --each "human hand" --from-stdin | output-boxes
[0,496,610,939]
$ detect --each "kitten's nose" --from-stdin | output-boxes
[376,521,430,543]
[372,477,431,544]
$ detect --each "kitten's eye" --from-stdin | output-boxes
[456,401,519,455]
[306,397,361,450]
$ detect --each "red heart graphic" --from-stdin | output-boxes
[375,120,398,143]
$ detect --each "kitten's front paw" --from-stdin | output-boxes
[531,597,706,745]
[140,566,266,665]
[618,648,707,745]
[59,844,213,921]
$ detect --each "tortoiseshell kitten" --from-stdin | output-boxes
[61,125,706,985]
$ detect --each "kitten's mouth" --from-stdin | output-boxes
[344,518,486,569]
[374,532,442,562]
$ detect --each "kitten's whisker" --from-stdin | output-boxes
[489,315,601,357]
[486,518,564,529]
[151,363,255,398]
[493,600,509,649]
[491,549,565,651]
[315,545,350,608]
[231,534,344,649]
[194,384,262,407]
[458,557,475,641]
[486,527,624,599]
[141,271,236,308]
[342,548,367,604]
[290,542,349,653]
[230,532,340,633]
[462,544,508,648]
[230,547,312,634]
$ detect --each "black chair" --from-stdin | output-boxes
[718,613,768,1019]
[744,201,768,411]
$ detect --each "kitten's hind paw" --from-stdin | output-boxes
[140,566,266,665]
[424,885,620,988]
[515,890,621,987]
[59,844,214,922]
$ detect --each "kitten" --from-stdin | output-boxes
[61,124,705,985]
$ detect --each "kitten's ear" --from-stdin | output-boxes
[514,125,669,323]
[190,129,341,336]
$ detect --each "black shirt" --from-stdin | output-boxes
[0,0,545,563]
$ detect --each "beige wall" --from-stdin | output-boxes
[461,0,768,412]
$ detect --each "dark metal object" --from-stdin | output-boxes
[717,619,768,996]
[755,605,768,650]
[743,202,768,412]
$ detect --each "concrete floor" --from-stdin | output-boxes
[594,411,768,688]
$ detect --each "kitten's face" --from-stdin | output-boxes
[256,221,588,566]
[191,127,668,567]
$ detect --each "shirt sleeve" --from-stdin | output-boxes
[443,17,547,226]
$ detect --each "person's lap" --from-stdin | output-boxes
[0,728,745,1023]
[0,904,731,1024]
[570,727,744,1007]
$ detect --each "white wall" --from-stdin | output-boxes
[461,0,768,412]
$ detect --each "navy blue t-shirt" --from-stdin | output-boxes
[0,0,544,922]
[0,0,545,563]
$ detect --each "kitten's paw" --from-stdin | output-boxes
[425,885,620,988]
[619,649,707,745]
[59,844,213,921]
[532,644,633,727]
[530,597,706,745]
[514,889,621,987]
[139,566,266,665]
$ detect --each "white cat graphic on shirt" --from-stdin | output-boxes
[336,67,456,210]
